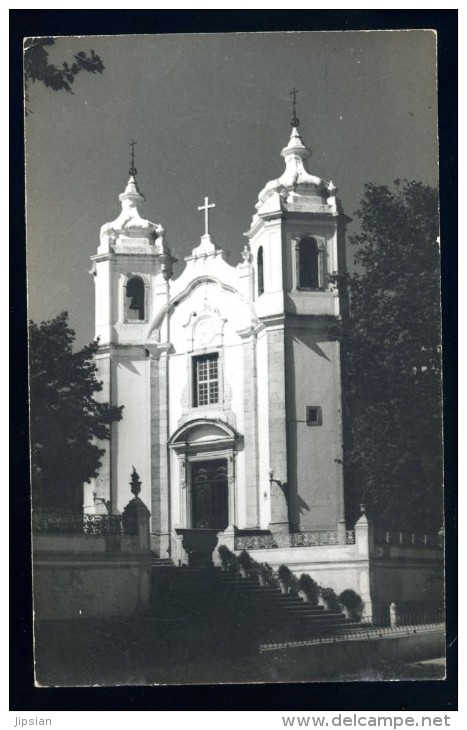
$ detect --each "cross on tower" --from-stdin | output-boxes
[197,196,216,237]
[290,87,299,127]
[129,139,137,176]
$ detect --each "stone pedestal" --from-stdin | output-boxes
[354,512,373,619]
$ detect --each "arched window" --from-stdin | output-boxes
[298,236,321,289]
[125,276,145,321]
[257,246,264,297]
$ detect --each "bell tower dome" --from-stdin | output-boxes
[246,107,348,319]
[91,143,175,346]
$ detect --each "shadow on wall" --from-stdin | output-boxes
[118,360,143,375]
[293,332,331,362]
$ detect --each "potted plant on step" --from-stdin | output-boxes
[299,574,320,605]
[218,545,239,573]
[319,586,342,612]
[278,564,298,594]
[257,562,278,588]
[237,550,255,578]
[338,589,364,621]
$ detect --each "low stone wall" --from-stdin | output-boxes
[235,542,368,595]
[33,553,151,621]
[260,626,445,680]
[33,504,152,621]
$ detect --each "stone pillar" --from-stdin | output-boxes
[266,325,289,533]
[227,452,237,527]
[122,484,151,613]
[214,525,237,566]
[242,332,260,527]
[354,511,373,619]
[389,602,399,628]
[157,350,170,558]
[149,349,161,553]
[178,454,189,528]
[122,495,151,550]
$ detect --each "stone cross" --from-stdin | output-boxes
[290,87,299,127]
[129,139,137,176]
[197,196,216,237]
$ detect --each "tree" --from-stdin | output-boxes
[29,312,123,513]
[24,37,104,113]
[334,180,442,532]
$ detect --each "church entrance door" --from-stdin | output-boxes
[191,459,229,530]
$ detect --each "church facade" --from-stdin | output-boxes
[86,120,350,561]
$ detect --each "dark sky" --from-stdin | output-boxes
[25,30,438,347]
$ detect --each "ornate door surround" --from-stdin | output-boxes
[168,418,238,530]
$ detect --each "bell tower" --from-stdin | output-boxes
[246,95,350,533]
[86,143,176,517]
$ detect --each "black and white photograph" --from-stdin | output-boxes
[23,26,447,689]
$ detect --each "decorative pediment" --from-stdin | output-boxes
[168,418,239,453]
[183,301,227,351]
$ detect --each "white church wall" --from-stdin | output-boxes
[286,329,344,531]
[223,339,246,525]
[113,356,152,513]
[256,328,271,529]
[163,276,253,530]
[94,260,112,343]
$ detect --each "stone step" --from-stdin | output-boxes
[241,609,345,621]
[236,590,304,599]
[249,609,346,622]
[149,561,353,646]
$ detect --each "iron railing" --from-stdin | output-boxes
[375,530,442,548]
[32,512,124,535]
[259,611,446,652]
[235,530,355,551]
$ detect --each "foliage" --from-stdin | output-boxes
[332,180,442,532]
[257,562,279,588]
[287,573,300,596]
[277,564,299,594]
[237,550,255,571]
[217,545,239,573]
[278,564,292,584]
[319,587,342,612]
[299,574,320,605]
[218,544,232,569]
[24,37,104,112]
[29,312,123,512]
[338,589,364,621]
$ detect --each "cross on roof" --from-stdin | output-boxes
[129,139,137,176]
[290,87,299,127]
[197,196,216,237]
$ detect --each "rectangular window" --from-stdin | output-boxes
[306,406,322,426]
[193,353,219,407]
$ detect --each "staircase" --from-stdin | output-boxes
[150,560,349,647]
[215,571,348,642]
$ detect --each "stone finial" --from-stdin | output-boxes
[241,244,252,263]
[130,466,142,498]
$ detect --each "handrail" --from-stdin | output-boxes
[32,512,124,535]
[235,530,355,550]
